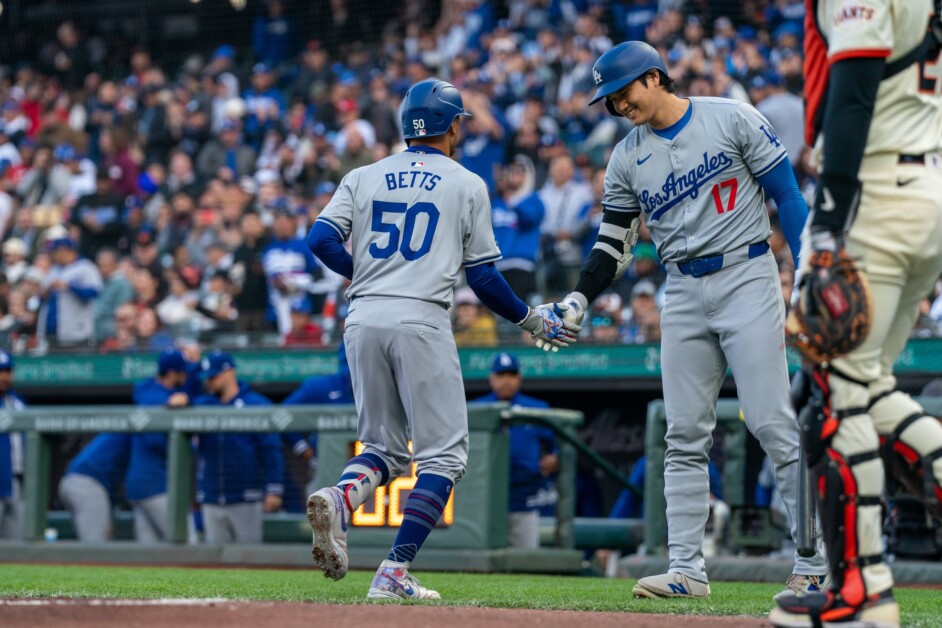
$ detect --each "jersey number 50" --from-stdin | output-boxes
[369,200,440,261]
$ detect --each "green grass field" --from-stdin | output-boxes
[0,564,938,626]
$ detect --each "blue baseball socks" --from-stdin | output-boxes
[387,473,452,564]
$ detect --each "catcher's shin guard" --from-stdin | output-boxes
[803,370,890,604]
[873,395,942,520]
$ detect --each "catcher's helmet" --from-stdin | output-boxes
[588,41,669,116]
[401,79,471,140]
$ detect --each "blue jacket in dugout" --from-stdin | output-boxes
[126,355,203,501]
[471,392,558,514]
[0,389,27,500]
[64,432,131,499]
[192,383,285,505]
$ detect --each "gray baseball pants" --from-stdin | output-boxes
[660,253,828,581]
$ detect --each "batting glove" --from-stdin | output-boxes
[534,292,587,352]
[518,305,579,352]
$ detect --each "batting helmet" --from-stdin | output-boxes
[401,79,471,140]
[588,41,669,116]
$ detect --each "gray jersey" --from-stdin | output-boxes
[317,148,501,307]
[602,97,787,263]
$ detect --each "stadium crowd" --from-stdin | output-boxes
[0,0,941,355]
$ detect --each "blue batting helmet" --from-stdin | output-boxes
[401,79,471,140]
[588,41,669,116]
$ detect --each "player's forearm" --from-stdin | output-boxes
[812,57,884,233]
[757,159,807,265]
[572,207,638,303]
[465,262,529,323]
[307,221,353,279]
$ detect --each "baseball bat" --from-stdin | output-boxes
[790,369,817,557]
[796,426,817,558]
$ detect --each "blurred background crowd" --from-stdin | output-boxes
[0,0,940,355]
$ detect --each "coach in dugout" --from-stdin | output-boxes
[126,347,201,543]
[0,350,27,539]
[472,352,558,549]
[192,350,284,543]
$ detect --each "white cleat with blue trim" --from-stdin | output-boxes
[367,560,441,601]
[307,487,349,581]
[632,572,711,598]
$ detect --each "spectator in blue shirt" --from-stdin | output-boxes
[251,0,299,68]
[263,201,323,335]
[192,351,284,543]
[458,87,509,194]
[242,63,287,151]
[471,352,558,548]
[492,156,545,303]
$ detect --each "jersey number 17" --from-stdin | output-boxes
[711,178,738,214]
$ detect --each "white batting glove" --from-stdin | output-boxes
[533,292,587,352]
[517,304,579,352]
[613,216,641,281]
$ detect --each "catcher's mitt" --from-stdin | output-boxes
[785,246,872,364]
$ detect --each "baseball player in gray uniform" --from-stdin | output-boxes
[541,42,829,599]
[305,78,577,600]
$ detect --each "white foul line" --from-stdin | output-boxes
[0,598,233,607]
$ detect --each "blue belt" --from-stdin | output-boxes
[676,242,770,278]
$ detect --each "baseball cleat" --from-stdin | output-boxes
[631,572,711,598]
[769,589,899,628]
[307,487,349,580]
[367,560,441,601]
[774,573,827,602]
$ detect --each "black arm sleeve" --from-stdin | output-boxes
[811,57,884,233]
[572,207,639,304]
[573,249,619,304]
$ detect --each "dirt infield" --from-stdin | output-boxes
[0,599,768,627]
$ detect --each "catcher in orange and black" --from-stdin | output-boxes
[771,2,942,627]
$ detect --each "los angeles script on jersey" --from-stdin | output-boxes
[385,170,442,191]
[639,151,734,220]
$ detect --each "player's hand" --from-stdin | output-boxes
[534,292,587,351]
[517,305,579,352]
[166,392,190,408]
[263,493,283,513]
[613,216,641,280]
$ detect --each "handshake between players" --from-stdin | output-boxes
[531,216,640,352]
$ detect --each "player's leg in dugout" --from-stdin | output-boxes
[0,478,22,539]
[658,270,728,582]
[58,473,112,541]
[507,510,540,549]
[201,504,235,544]
[714,253,828,575]
[132,493,169,543]
[229,501,263,543]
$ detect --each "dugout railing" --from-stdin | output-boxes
[4,403,595,555]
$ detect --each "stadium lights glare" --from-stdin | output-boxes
[230,0,247,9]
